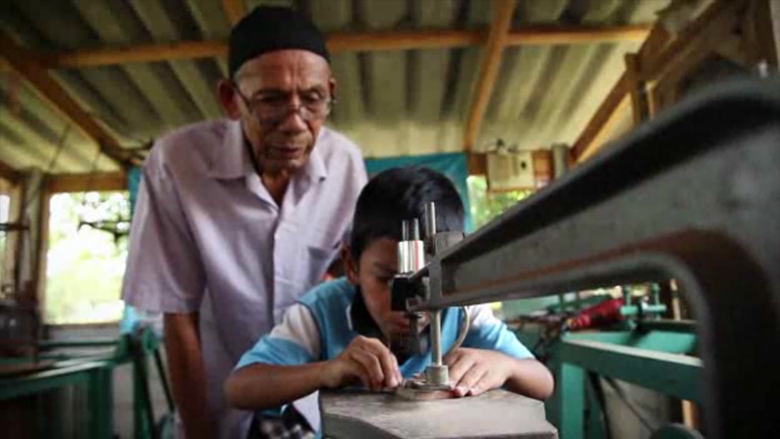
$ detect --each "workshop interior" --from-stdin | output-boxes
[1,0,779,438]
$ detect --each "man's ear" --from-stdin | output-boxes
[329,77,337,101]
[341,245,359,285]
[217,79,241,120]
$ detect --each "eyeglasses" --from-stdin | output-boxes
[233,83,335,126]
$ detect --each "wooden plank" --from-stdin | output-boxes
[624,53,647,127]
[0,32,130,168]
[506,24,651,45]
[1,25,656,71]
[571,1,743,163]
[571,25,670,162]
[52,40,228,68]
[46,172,126,193]
[576,94,630,163]
[570,73,629,160]
[747,0,779,67]
[462,0,517,150]
[467,152,488,175]
[221,0,247,26]
[643,0,745,82]
[0,159,21,185]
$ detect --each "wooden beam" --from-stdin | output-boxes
[642,0,745,82]
[576,95,630,163]
[327,29,483,53]
[467,152,488,175]
[624,53,649,127]
[52,40,227,68]
[0,159,21,185]
[0,32,131,168]
[571,0,743,163]
[46,171,127,193]
[0,25,653,72]
[747,0,779,67]
[570,73,629,160]
[222,0,247,26]
[506,24,652,46]
[463,0,517,150]
[571,25,671,162]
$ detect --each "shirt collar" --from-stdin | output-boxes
[209,119,247,180]
[209,119,328,183]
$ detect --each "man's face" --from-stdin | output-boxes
[228,50,334,176]
[349,237,429,341]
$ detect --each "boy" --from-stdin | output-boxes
[225,167,554,436]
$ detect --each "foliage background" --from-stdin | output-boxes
[45,192,130,324]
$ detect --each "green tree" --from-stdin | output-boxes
[45,192,130,324]
[467,176,533,229]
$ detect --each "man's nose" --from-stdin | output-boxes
[277,95,307,133]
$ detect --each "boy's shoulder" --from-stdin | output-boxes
[298,277,356,314]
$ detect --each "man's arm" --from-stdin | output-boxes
[164,313,215,439]
[225,335,402,410]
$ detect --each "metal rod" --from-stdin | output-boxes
[425,202,436,240]
[430,310,442,366]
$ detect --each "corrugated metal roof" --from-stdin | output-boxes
[0,0,669,175]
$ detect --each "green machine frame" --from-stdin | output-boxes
[514,300,699,439]
[0,327,173,439]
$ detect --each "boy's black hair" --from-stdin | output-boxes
[350,167,464,262]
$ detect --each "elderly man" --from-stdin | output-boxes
[122,6,367,439]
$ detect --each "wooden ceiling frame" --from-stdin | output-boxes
[0,25,651,72]
[462,0,517,152]
[570,0,752,163]
[46,171,127,193]
[221,0,247,27]
[0,32,132,170]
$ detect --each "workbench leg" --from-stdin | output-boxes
[89,367,113,439]
[559,363,585,439]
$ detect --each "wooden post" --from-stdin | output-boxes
[462,0,517,150]
[221,0,247,26]
[624,53,649,127]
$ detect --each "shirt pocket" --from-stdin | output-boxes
[305,226,342,285]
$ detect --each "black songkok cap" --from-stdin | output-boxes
[228,6,330,78]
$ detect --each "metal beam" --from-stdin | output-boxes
[411,80,780,439]
[221,0,247,26]
[462,0,517,150]
[560,339,702,402]
[0,32,131,168]
[0,159,21,185]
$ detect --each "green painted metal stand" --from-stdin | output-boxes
[0,327,173,439]
[542,326,699,439]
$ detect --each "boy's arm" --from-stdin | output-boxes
[443,305,553,399]
[225,361,328,410]
[224,300,401,411]
[225,335,403,410]
[444,348,554,400]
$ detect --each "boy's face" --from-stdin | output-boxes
[345,237,428,341]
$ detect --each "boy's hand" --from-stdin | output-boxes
[444,348,512,397]
[322,336,403,391]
